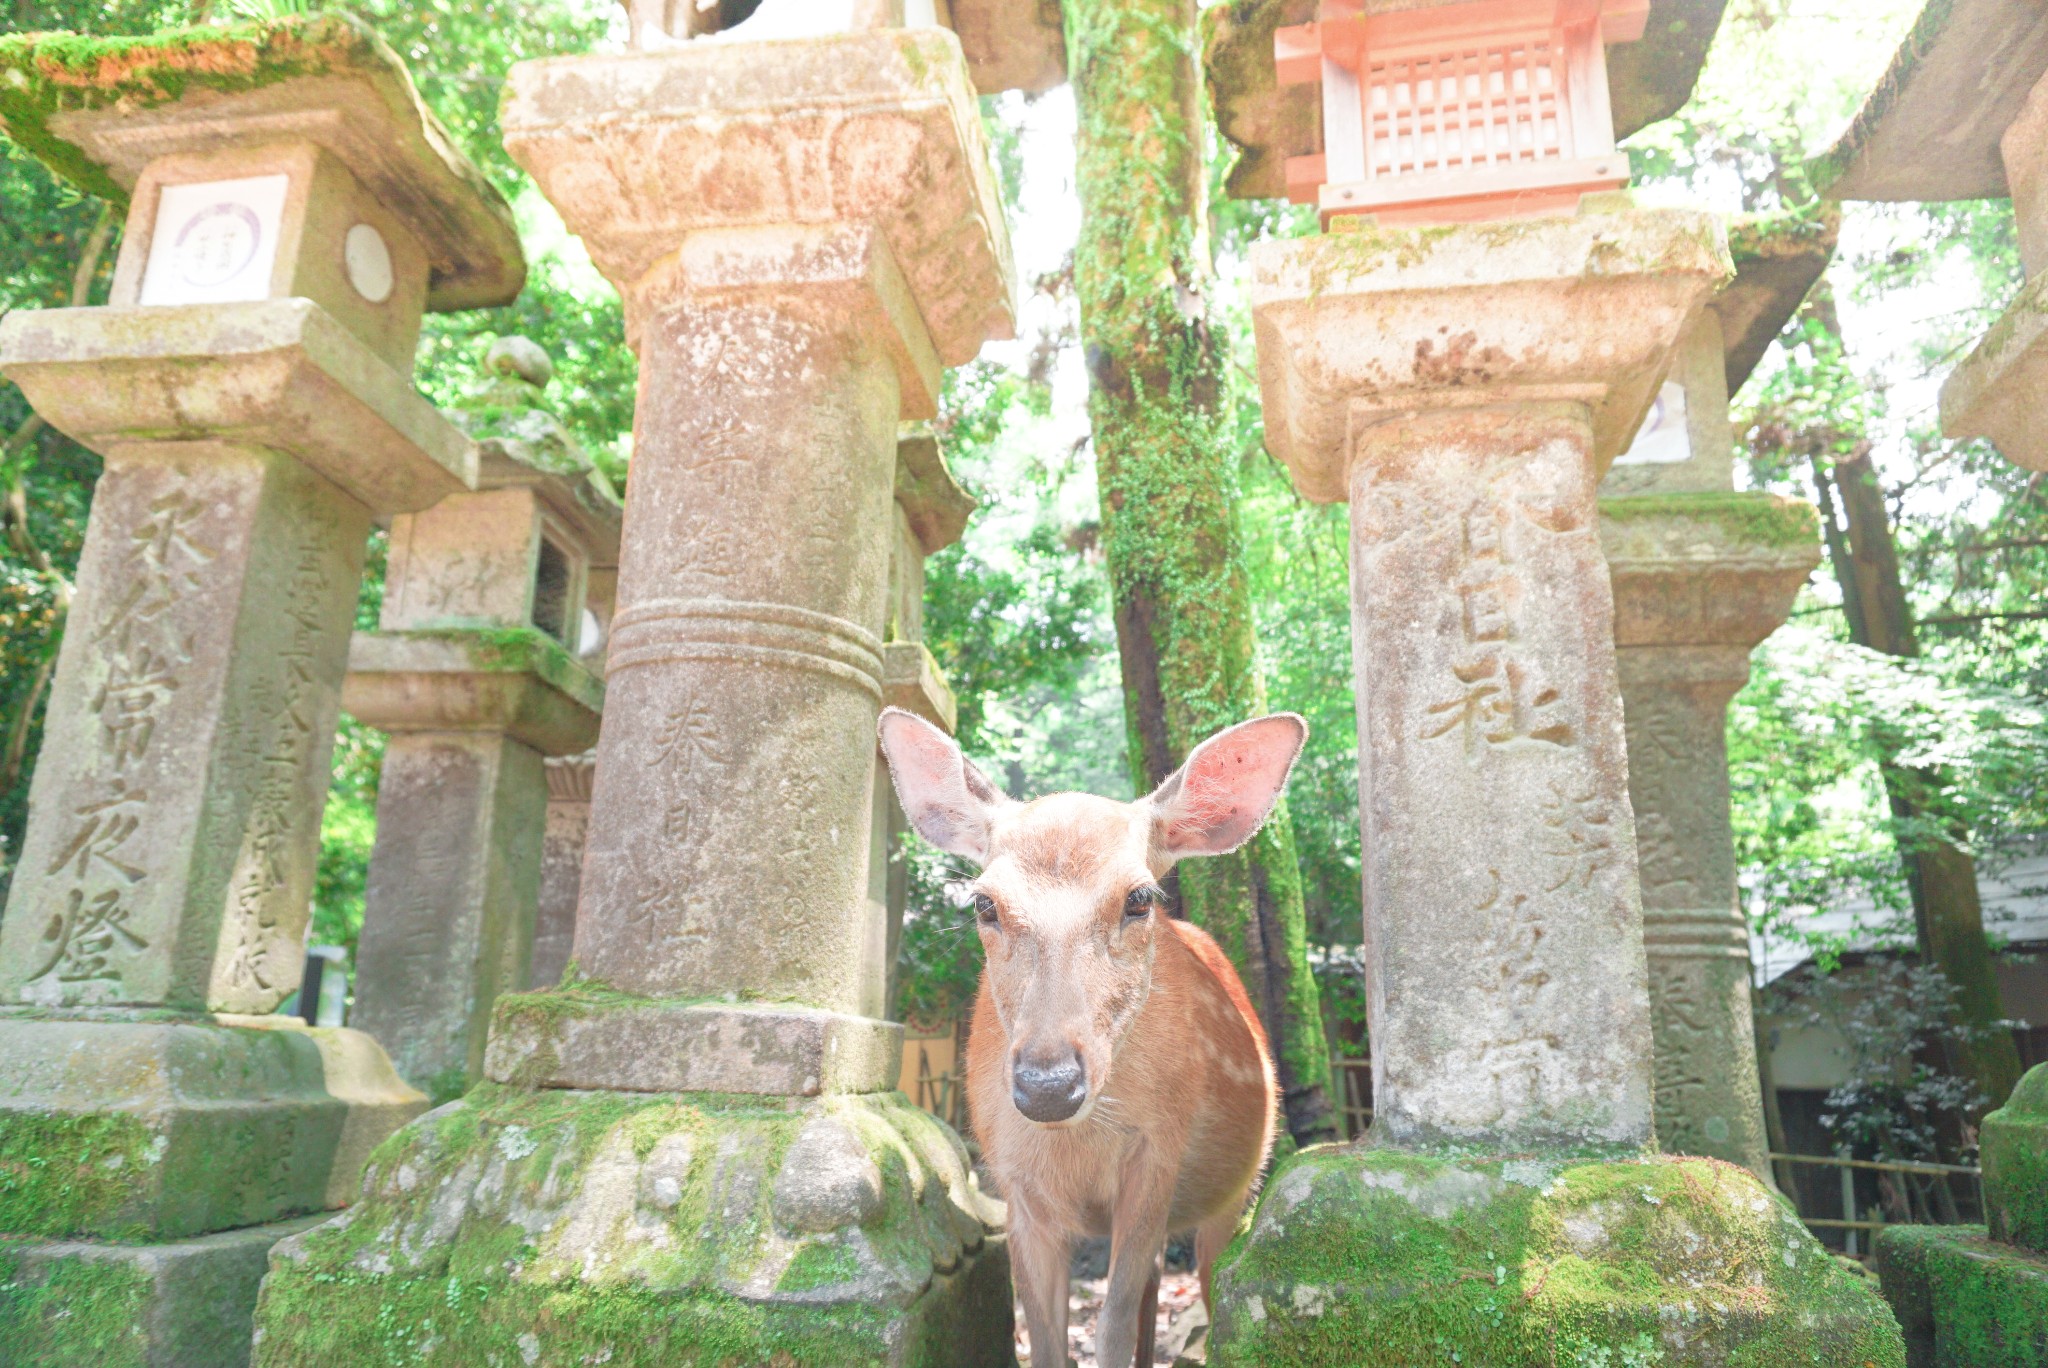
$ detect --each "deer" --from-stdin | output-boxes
[877,707,1303,1368]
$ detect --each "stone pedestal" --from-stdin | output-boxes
[0,18,524,1363]
[252,28,1019,1367]
[1210,208,1904,1365]
[346,345,618,1102]
[1877,1063,2048,1366]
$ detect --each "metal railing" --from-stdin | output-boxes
[1769,1152,1984,1258]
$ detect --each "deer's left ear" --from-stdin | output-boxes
[1148,714,1308,859]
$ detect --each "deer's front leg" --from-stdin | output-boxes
[1096,1155,1175,1368]
[1008,1197,1072,1367]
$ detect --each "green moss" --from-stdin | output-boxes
[1213,1147,1906,1366]
[1875,1225,2048,1368]
[0,1250,152,1367]
[252,1085,1009,1367]
[1982,1063,2048,1251]
[375,624,604,714]
[1805,0,1960,198]
[1728,206,1843,265]
[0,16,390,203]
[1599,491,1822,551]
[0,1110,157,1241]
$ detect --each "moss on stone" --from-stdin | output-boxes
[0,1249,152,1367]
[381,624,605,714]
[0,1109,158,1241]
[251,1084,1011,1366]
[0,16,388,203]
[1875,1224,2048,1368]
[1599,491,1822,551]
[1212,1146,1906,1366]
[1805,0,1961,198]
[1982,1063,2048,1252]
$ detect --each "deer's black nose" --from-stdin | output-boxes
[1011,1049,1087,1123]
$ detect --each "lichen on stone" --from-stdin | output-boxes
[1212,1146,1907,1366]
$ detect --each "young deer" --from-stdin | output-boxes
[878,709,1302,1368]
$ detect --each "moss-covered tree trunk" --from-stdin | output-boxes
[1062,0,1335,1146]
[1813,452,2023,1119]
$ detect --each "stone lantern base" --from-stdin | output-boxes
[248,1085,1015,1366]
[1875,1226,2047,1367]
[1210,1146,1906,1366]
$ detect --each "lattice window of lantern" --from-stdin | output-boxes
[1365,43,1570,180]
[1276,1,1649,227]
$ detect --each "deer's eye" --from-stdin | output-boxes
[973,891,999,927]
[1124,886,1161,920]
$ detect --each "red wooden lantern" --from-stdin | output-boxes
[1278,0,1651,225]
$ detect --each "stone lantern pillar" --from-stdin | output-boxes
[0,16,524,1363]
[253,25,1020,1365]
[875,424,976,1015]
[345,338,619,1102]
[1597,211,1835,1180]
[1206,208,1903,1364]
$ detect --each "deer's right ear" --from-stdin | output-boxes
[877,708,1008,866]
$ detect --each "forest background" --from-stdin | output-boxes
[5,0,2048,1164]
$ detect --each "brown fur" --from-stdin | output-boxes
[964,795,1278,1368]
[876,708,1305,1368]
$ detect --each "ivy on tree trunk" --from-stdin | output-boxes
[1061,0,1335,1145]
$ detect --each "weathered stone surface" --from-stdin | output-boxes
[500,28,1015,373]
[1876,1223,2048,1368]
[0,299,477,517]
[0,1014,423,1241]
[533,753,595,990]
[0,15,525,311]
[0,1214,327,1368]
[249,1085,1014,1367]
[1601,495,1815,1179]
[1246,209,1728,1152]
[894,422,977,557]
[1602,309,1737,496]
[1248,208,1732,503]
[881,642,959,735]
[350,733,548,1103]
[1212,1148,1905,1366]
[947,0,1066,95]
[0,448,366,1013]
[1810,0,2048,205]
[1983,1062,2048,1251]
[1944,270,2048,472]
[341,629,603,755]
[1716,208,1843,397]
[484,992,904,1096]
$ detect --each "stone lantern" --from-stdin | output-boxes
[875,424,976,1014]
[344,338,619,1102]
[1205,0,1731,203]
[0,16,523,1362]
[1272,0,1649,223]
[618,0,1067,92]
[1598,210,1837,1182]
[1814,1,2048,472]
[254,22,1021,1364]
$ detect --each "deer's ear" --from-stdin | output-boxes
[1148,714,1308,859]
[877,708,1009,866]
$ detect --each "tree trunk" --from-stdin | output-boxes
[1062,0,1335,1145]
[1812,453,2023,1117]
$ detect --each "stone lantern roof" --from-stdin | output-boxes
[1203,0,1732,201]
[894,421,977,555]
[0,14,525,310]
[1809,0,2048,202]
[1714,205,1840,394]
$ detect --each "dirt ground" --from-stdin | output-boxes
[1013,1271,1208,1366]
